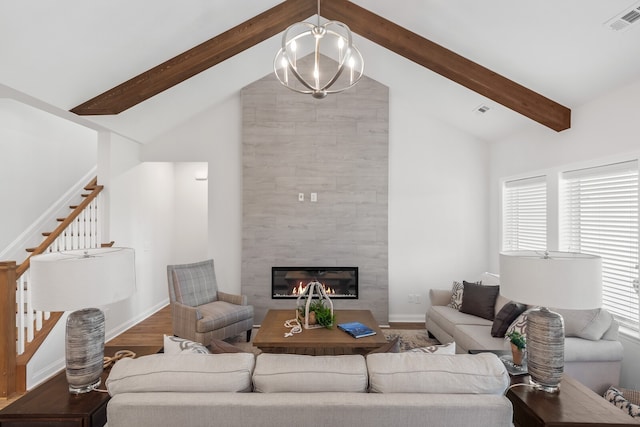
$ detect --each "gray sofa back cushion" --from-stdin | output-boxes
[556,308,614,340]
[366,353,509,394]
[106,353,255,394]
[252,354,368,393]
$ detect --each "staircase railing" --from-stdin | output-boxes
[0,177,107,397]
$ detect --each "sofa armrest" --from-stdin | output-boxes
[171,301,200,341]
[218,291,248,306]
[429,289,452,306]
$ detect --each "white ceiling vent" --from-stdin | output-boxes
[605,2,640,32]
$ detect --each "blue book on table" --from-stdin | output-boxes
[338,321,376,338]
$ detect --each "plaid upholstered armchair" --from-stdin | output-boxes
[167,259,254,344]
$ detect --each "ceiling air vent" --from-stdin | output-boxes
[474,104,491,115]
[605,2,640,32]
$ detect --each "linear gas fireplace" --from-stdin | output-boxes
[272,267,358,299]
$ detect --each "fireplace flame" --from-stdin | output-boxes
[292,282,306,295]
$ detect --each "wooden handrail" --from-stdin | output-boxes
[15,182,103,278]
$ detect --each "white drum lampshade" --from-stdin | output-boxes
[30,247,136,393]
[499,251,602,392]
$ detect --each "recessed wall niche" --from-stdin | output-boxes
[241,70,389,325]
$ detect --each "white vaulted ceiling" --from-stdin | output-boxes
[1,0,640,143]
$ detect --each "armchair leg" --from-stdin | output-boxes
[246,329,252,342]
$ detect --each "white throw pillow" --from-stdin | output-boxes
[163,334,210,354]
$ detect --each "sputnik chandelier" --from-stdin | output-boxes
[274,0,364,99]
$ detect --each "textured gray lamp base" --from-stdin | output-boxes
[527,307,564,393]
[66,308,105,394]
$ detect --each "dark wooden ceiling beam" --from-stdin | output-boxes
[322,0,571,132]
[70,0,316,115]
[71,0,570,132]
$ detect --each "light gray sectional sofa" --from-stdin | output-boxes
[106,352,513,427]
[426,279,624,395]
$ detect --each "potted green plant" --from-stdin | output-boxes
[298,300,335,329]
[506,331,526,366]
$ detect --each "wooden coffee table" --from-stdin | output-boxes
[253,309,387,355]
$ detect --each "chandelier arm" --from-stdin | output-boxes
[287,60,318,93]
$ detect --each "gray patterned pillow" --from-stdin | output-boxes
[163,335,210,354]
[604,386,640,418]
[447,281,464,309]
[505,308,534,339]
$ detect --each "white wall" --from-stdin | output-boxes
[0,99,96,254]
[100,133,183,338]
[143,82,490,323]
[172,162,208,263]
[389,97,490,322]
[489,77,640,389]
[142,96,243,294]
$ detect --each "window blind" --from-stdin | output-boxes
[503,176,547,251]
[561,161,639,333]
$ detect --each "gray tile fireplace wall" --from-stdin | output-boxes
[241,71,389,325]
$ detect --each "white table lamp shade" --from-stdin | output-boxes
[499,250,602,393]
[499,251,602,310]
[30,247,136,312]
[29,247,136,394]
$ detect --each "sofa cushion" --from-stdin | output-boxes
[429,306,493,337]
[460,283,500,321]
[506,308,614,342]
[454,325,507,353]
[106,353,255,395]
[196,301,254,333]
[252,354,368,393]
[491,302,527,337]
[556,308,613,341]
[163,334,210,354]
[366,353,509,394]
[564,337,624,362]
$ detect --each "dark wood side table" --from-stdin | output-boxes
[507,374,639,426]
[0,345,161,427]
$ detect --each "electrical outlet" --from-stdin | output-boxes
[311,192,317,202]
[415,294,421,304]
